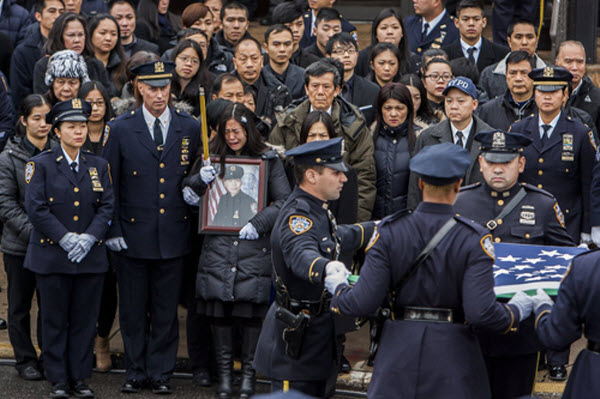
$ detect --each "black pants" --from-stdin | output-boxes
[3,254,42,371]
[116,255,184,383]
[36,272,104,384]
[271,379,328,398]
[485,352,538,399]
[97,253,117,338]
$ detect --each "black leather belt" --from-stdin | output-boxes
[276,298,330,317]
[587,340,600,353]
[396,306,465,323]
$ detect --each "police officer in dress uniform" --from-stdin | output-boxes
[101,61,201,394]
[24,99,114,399]
[404,0,459,55]
[529,249,600,399]
[325,142,533,399]
[253,137,374,398]
[509,66,598,245]
[212,165,257,227]
[454,130,575,398]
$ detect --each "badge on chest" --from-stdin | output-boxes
[88,167,104,192]
[519,205,535,225]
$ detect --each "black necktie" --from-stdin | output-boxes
[541,124,552,146]
[422,23,430,41]
[455,131,464,148]
[327,209,341,260]
[467,47,476,64]
[70,161,77,175]
[154,118,164,147]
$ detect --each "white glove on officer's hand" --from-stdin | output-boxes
[531,288,553,313]
[68,233,97,263]
[239,222,259,240]
[59,232,79,252]
[592,226,600,246]
[182,186,200,206]
[325,261,349,277]
[324,261,350,293]
[508,291,534,322]
[200,165,217,185]
[105,237,128,252]
[580,232,592,245]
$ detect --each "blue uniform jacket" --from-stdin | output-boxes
[102,106,201,259]
[24,149,114,274]
[535,249,600,399]
[253,186,374,381]
[299,10,357,48]
[331,202,519,399]
[509,111,597,239]
[404,11,459,54]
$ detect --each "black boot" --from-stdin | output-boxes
[212,324,233,399]
[239,325,261,399]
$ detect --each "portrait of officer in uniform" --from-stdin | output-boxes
[212,164,258,227]
[253,137,374,398]
[454,130,575,398]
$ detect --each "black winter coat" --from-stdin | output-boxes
[186,151,291,305]
[477,90,537,131]
[9,24,44,112]
[372,123,412,219]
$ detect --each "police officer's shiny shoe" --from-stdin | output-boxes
[19,365,43,380]
[72,381,95,398]
[49,382,70,398]
[549,365,568,381]
[192,370,212,387]
[151,380,172,395]
[0,318,6,330]
[340,355,351,373]
[121,379,145,393]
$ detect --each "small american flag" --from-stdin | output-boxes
[208,177,226,223]
[493,243,587,298]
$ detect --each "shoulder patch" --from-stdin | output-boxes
[289,215,312,235]
[102,125,110,147]
[25,162,35,184]
[365,225,379,252]
[480,234,495,259]
[553,202,566,228]
[588,131,597,151]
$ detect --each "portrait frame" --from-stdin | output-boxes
[199,156,267,234]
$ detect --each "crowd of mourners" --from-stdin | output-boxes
[0,0,600,397]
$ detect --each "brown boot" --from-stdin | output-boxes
[94,336,112,372]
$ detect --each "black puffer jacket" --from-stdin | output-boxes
[0,136,59,256]
[372,122,412,219]
[186,150,291,304]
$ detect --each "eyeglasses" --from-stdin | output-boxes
[331,48,357,55]
[177,55,200,66]
[425,73,454,81]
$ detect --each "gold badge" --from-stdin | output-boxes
[25,162,35,184]
[88,167,104,192]
[233,209,239,219]
[543,67,554,78]
[155,62,165,73]
[72,98,82,109]
[181,137,190,165]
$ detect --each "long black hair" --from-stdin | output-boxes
[211,102,269,178]
[136,0,182,42]
[369,42,402,85]
[369,8,411,75]
[373,82,416,152]
[88,14,128,92]
[170,39,213,115]
[399,73,438,124]
[44,12,94,57]
[16,94,50,137]
[78,80,115,124]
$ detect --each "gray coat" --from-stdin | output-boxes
[407,116,492,209]
[0,136,58,256]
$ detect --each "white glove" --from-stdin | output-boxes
[59,232,79,252]
[105,237,128,252]
[591,226,600,246]
[200,164,217,185]
[531,288,553,313]
[182,186,200,206]
[508,291,534,322]
[67,233,97,263]
[325,261,349,277]
[580,232,592,245]
[239,222,259,240]
[325,269,349,294]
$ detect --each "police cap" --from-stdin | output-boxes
[442,76,477,99]
[475,130,532,163]
[46,98,91,128]
[529,66,573,92]
[409,142,471,185]
[285,137,348,172]
[224,164,244,180]
[131,61,175,87]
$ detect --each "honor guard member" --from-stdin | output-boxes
[101,61,201,394]
[213,164,257,227]
[509,66,597,245]
[325,142,532,399]
[530,249,600,399]
[24,99,115,399]
[454,130,575,399]
[404,0,459,55]
[253,137,374,398]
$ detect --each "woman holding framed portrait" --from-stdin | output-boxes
[183,102,290,399]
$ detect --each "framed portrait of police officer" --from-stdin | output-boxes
[199,157,267,233]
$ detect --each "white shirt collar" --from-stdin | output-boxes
[310,105,332,115]
[422,9,446,32]
[61,145,80,170]
[450,118,474,148]
[538,112,561,139]
[142,104,170,128]
[571,79,583,95]
[460,37,482,60]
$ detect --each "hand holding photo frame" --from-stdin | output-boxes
[199,156,267,234]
